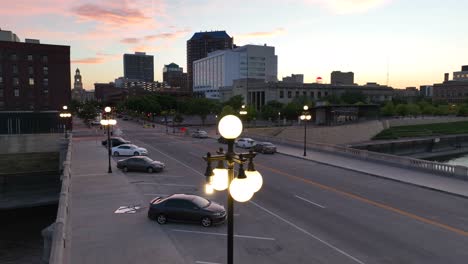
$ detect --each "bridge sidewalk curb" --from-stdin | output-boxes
[277,151,468,199]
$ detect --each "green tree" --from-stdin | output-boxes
[79,103,98,124]
[381,102,396,116]
[282,102,302,120]
[219,105,236,119]
[187,98,217,125]
[223,95,244,110]
[244,105,257,122]
[434,105,450,116]
[395,104,409,116]
[322,94,342,104]
[407,104,422,116]
[261,100,284,120]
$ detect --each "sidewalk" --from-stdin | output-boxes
[275,143,468,198]
[69,137,186,263]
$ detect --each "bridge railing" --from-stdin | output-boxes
[48,135,72,264]
[246,134,468,181]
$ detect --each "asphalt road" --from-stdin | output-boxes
[113,119,468,264]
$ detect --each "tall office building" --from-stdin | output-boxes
[163,63,187,89]
[123,52,154,82]
[331,71,354,85]
[187,31,233,92]
[193,44,278,99]
[0,29,71,133]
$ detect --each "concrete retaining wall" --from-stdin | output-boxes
[385,116,468,127]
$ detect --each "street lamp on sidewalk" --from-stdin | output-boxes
[101,106,117,173]
[300,105,312,156]
[59,105,71,138]
[203,114,263,264]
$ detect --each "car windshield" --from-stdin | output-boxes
[192,196,210,208]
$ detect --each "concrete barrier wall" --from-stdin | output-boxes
[246,134,468,182]
[43,136,72,264]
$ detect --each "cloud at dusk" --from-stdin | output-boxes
[237,28,286,38]
[71,3,151,25]
[121,38,140,44]
[71,57,106,64]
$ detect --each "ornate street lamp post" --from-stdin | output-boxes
[300,105,312,156]
[203,114,263,264]
[59,105,71,138]
[101,106,117,173]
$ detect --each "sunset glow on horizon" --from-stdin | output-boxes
[2,0,467,90]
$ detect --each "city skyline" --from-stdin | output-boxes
[2,0,468,89]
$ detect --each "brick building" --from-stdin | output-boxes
[433,66,468,103]
[0,30,70,133]
[163,63,187,89]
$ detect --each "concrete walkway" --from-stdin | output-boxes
[69,134,186,263]
[275,143,468,198]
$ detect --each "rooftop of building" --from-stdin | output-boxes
[189,31,231,40]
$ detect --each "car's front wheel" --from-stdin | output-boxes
[113,151,119,156]
[156,214,167,225]
[133,151,139,156]
[201,216,212,227]
[123,166,128,172]
[147,167,153,173]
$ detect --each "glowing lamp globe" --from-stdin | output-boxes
[100,120,109,126]
[218,115,243,139]
[212,168,229,191]
[109,119,117,125]
[245,170,263,193]
[229,177,254,202]
[104,107,111,113]
[63,106,68,110]
[303,105,309,111]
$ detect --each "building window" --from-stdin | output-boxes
[318,92,322,98]
[27,54,33,61]
[43,66,48,75]
[42,55,48,63]
[0,77,3,84]
[11,54,17,61]
[279,90,284,98]
[303,91,307,96]
[0,89,3,97]
[325,92,329,96]
[43,78,48,86]
[288,91,292,98]
[311,91,314,98]
[13,77,19,86]
[44,89,49,94]
[29,78,34,85]
[14,89,19,97]
[295,91,299,97]
[0,101,4,108]
[13,65,18,74]
[29,66,34,75]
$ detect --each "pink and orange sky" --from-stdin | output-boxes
[2,0,468,89]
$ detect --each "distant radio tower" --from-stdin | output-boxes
[386,57,390,86]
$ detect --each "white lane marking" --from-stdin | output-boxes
[133,139,204,178]
[249,201,365,264]
[135,183,197,187]
[172,229,275,241]
[195,261,221,264]
[295,195,326,208]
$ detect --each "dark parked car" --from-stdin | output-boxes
[117,156,165,173]
[147,194,226,227]
[102,137,130,147]
[253,142,277,154]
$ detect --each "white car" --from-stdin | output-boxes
[235,138,256,148]
[112,144,148,156]
[192,130,208,138]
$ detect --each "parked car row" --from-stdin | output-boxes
[102,137,131,147]
[117,156,165,173]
